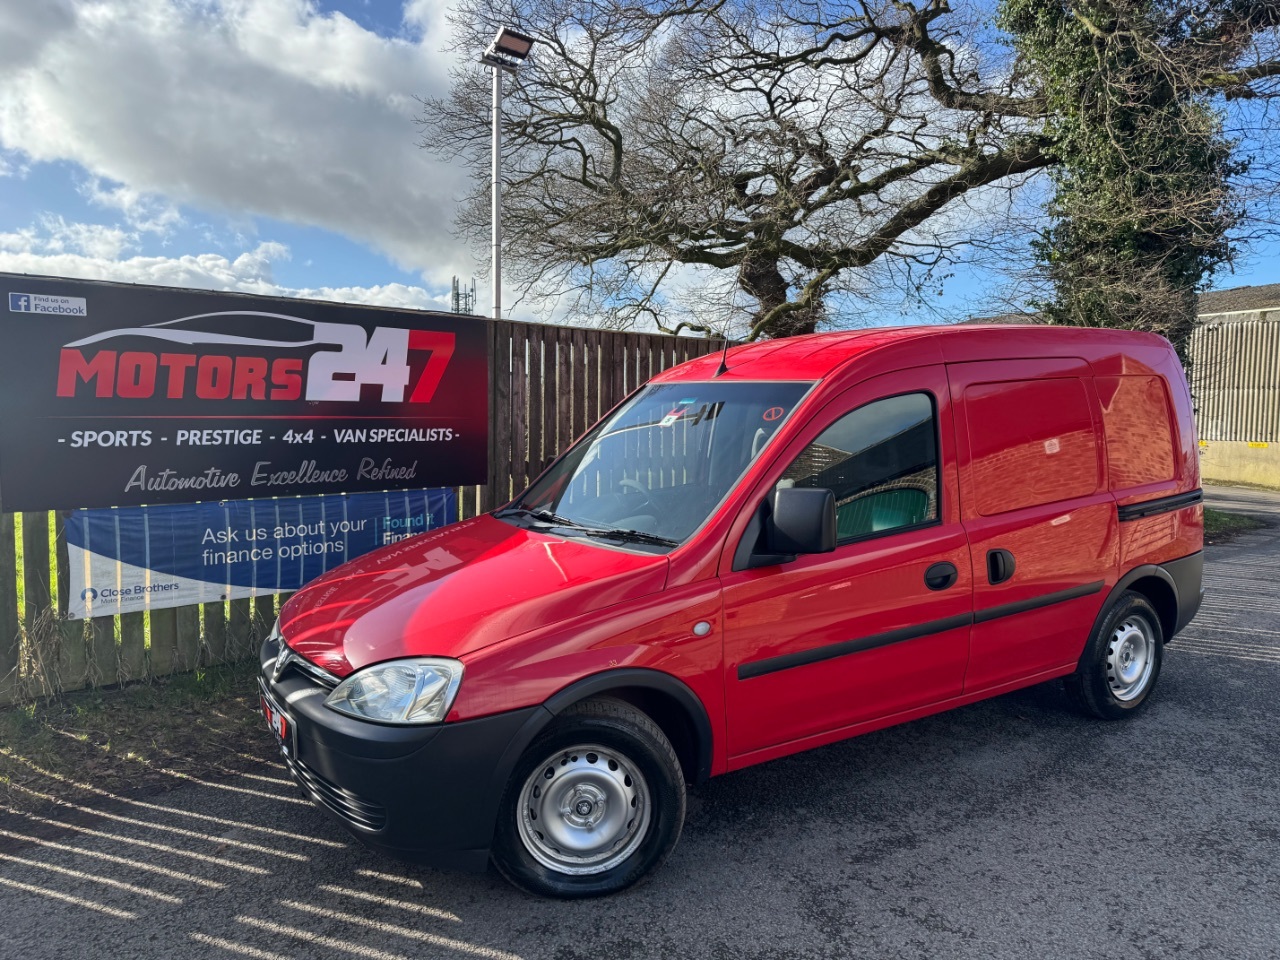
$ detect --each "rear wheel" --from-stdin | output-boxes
[1067,591,1164,719]
[491,698,685,898]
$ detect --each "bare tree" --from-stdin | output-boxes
[421,0,1280,339]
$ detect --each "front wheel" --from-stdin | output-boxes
[491,698,686,898]
[1066,590,1164,719]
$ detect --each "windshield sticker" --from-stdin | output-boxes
[763,406,785,421]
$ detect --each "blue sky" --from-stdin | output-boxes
[0,0,472,311]
[1,0,1276,329]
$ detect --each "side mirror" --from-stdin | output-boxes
[767,487,836,555]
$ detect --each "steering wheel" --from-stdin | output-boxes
[617,478,652,507]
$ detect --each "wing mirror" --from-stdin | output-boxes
[767,487,836,555]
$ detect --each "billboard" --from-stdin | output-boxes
[0,273,488,511]
[66,489,455,619]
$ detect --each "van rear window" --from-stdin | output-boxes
[1096,376,1176,487]
[966,378,1100,516]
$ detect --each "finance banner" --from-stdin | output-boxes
[0,273,488,510]
[66,488,455,619]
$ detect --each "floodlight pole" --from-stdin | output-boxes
[491,65,502,321]
[482,28,532,322]
[481,29,532,323]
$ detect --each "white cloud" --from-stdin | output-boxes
[37,215,136,259]
[0,225,444,310]
[3,216,138,260]
[79,179,184,235]
[0,0,474,285]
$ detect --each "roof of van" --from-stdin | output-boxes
[652,324,1173,383]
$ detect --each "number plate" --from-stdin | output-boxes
[258,679,296,760]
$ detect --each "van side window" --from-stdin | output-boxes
[778,393,939,542]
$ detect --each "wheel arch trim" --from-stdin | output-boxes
[1089,552,1203,654]
[541,668,715,783]
[1110,564,1178,638]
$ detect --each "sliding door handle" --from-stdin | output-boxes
[987,549,1016,585]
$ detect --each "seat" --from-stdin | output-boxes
[836,488,929,539]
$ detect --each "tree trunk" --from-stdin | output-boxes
[738,254,821,340]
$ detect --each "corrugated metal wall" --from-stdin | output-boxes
[1189,312,1280,442]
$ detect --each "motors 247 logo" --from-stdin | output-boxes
[53,311,456,404]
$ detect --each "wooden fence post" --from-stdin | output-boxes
[0,504,19,704]
[510,323,530,496]
[149,608,178,679]
[20,512,55,697]
[53,511,89,694]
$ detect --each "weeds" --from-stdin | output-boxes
[0,658,272,817]
[1204,508,1268,545]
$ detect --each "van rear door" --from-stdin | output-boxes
[947,359,1119,692]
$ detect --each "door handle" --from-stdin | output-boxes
[987,549,1016,585]
[924,561,959,591]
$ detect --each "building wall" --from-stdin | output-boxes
[1189,308,1280,489]
[1197,440,1280,489]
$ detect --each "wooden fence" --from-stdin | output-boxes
[0,319,719,704]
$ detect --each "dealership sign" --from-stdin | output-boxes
[0,273,488,510]
[67,488,455,619]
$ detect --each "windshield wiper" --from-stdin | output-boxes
[570,526,679,547]
[497,507,677,547]
[495,506,580,526]
[593,527,680,547]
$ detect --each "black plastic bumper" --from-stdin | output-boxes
[259,637,549,871]
[1165,550,1204,636]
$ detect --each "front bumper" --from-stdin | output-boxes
[259,636,548,871]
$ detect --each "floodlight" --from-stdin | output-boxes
[491,27,535,62]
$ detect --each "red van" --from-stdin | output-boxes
[259,325,1203,898]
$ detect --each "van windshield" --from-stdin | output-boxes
[499,381,811,547]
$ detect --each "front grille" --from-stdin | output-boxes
[286,754,387,831]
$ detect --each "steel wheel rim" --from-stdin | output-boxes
[516,743,651,876]
[1106,617,1155,702]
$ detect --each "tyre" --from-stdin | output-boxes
[491,697,686,898]
[1066,590,1164,720]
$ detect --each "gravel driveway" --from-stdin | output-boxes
[1,492,1277,960]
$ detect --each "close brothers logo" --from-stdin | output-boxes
[53,311,455,403]
[80,584,180,602]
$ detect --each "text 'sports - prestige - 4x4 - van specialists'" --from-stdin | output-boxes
[258,324,1204,898]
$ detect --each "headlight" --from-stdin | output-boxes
[324,658,463,725]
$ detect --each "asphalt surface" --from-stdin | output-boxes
[2,492,1279,960]
[1205,483,1280,521]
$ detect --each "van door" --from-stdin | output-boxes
[720,366,972,762]
[946,359,1119,693]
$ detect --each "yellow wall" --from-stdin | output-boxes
[1198,441,1280,490]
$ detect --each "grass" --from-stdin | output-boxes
[1204,507,1268,545]
[0,658,273,817]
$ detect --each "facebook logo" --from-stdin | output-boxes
[8,291,87,316]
